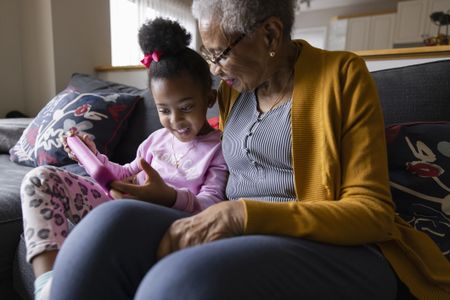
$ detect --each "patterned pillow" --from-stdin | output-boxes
[9,89,141,167]
[386,122,450,260]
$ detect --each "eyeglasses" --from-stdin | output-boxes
[200,33,246,65]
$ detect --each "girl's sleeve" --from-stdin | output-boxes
[171,145,228,214]
[95,143,147,180]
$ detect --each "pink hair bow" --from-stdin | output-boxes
[140,50,162,68]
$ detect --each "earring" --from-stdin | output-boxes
[269,51,276,57]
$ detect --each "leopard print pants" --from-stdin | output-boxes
[20,166,111,263]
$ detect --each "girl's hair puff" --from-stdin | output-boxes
[138,18,212,92]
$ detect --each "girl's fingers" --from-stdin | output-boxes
[82,134,98,154]
[139,159,162,184]
[68,153,78,162]
[110,180,142,196]
[109,189,124,199]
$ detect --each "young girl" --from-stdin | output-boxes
[20,18,227,300]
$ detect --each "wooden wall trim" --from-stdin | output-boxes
[95,65,145,72]
[353,45,450,60]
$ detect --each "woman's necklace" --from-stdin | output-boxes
[257,41,300,120]
[257,69,295,122]
[171,136,196,169]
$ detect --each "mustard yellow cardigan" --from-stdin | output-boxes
[218,40,450,299]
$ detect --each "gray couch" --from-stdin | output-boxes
[1,59,450,299]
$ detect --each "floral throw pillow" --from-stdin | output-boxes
[386,122,450,260]
[9,89,141,167]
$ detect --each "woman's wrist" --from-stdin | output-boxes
[222,200,246,235]
[236,200,246,234]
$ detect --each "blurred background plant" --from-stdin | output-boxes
[423,10,450,46]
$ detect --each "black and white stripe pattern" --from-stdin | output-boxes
[223,91,296,202]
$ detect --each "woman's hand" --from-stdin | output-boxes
[109,158,177,206]
[61,131,98,162]
[157,200,246,259]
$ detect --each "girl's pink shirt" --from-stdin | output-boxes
[96,128,228,213]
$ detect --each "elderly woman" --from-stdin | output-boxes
[50,0,450,299]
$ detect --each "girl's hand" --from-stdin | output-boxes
[110,158,177,206]
[157,200,245,259]
[109,175,137,199]
[61,131,98,161]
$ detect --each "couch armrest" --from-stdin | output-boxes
[0,118,33,153]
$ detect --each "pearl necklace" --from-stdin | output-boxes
[170,135,196,169]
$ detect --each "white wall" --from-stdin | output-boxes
[294,1,398,46]
[51,0,111,92]
[0,0,25,117]
[0,0,111,117]
[294,1,398,29]
[19,0,56,116]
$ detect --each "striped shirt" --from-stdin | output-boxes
[222,91,296,202]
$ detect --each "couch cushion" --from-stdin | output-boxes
[372,60,450,126]
[0,155,32,222]
[9,90,140,167]
[69,73,144,94]
[13,237,34,300]
[0,118,33,154]
[386,122,450,260]
[0,154,88,226]
[0,154,31,291]
[0,153,88,298]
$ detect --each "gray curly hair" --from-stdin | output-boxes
[191,0,296,37]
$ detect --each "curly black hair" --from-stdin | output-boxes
[138,18,212,92]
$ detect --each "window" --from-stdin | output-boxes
[110,0,197,66]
